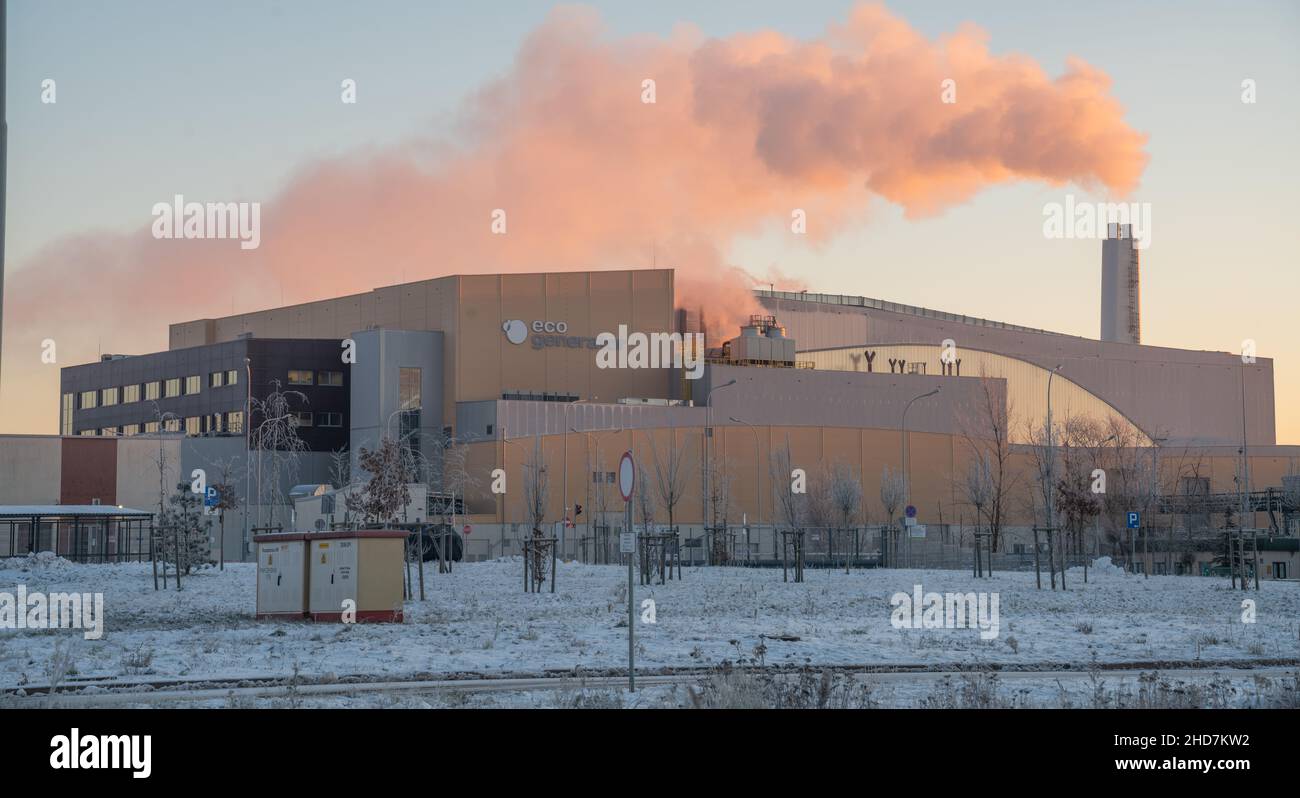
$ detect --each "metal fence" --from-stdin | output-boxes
[0,515,155,563]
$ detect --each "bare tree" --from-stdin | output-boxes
[769,437,805,558]
[880,465,905,567]
[957,374,1018,551]
[648,430,690,536]
[208,457,242,571]
[830,463,863,573]
[521,436,551,590]
[1022,420,1059,589]
[636,466,657,535]
[706,455,735,563]
[329,446,351,490]
[961,455,994,574]
[249,381,309,531]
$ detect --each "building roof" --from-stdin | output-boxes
[756,288,1065,337]
[0,505,153,519]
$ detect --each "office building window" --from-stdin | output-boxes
[123,384,140,403]
[319,412,343,428]
[123,424,140,436]
[319,370,344,387]
[79,429,96,436]
[399,367,421,410]
[144,421,160,434]
[79,390,97,410]
[226,411,244,434]
[287,369,314,385]
[61,394,74,435]
[102,387,119,406]
[185,417,201,436]
[226,369,238,385]
[210,371,225,388]
[145,381,161,400]
[165,378,181,398]
[209,413,223,433]
[101,426,118,437]
[164,418,181,432]
[184,375,201,395]
[293,411,313,427]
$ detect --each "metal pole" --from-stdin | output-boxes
[626,495,634,692]
[243,357,252,559]
[901,387,939,569]
[1046,365,1060,588]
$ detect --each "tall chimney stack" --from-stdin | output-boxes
[1100,222,1140,344]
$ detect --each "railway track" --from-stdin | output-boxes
[5,657,1297,706]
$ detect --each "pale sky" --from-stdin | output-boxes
[4,1,1298,440]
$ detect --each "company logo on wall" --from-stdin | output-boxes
[502,320,528,345]
[503,319,599,351]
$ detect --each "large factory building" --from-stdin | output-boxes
[15,238,1298,575]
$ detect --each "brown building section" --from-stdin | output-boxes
[169,269,676,423]
[59,437,117,505]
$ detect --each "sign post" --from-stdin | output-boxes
[618,451,636,692]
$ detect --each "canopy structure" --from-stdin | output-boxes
[0,505,154,563]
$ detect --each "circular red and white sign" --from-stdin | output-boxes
[618,451,635,502]
[462,524,472,535]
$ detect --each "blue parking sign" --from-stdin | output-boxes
[1127,511,1139,529]
[204,486,219,507]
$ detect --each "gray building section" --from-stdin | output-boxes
[348,329,444,474]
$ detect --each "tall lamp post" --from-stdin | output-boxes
[1046,365,1061,586]
[243,357,252,556]
[729,416,761,563]
[901,386,940,566]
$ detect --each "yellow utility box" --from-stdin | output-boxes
[254,533,309,620]
[306,530,407,622]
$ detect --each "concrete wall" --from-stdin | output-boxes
[0,435,62,504]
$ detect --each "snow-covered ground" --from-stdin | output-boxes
[2,554,1297,696]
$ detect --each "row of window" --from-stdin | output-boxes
[76,371,235,410]
[75,409,345,437]
[69,368,343,415]
[288,370,344,387]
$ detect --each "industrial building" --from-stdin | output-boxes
[2,232,1295,577]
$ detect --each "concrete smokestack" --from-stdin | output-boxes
[1100,222,1140,344]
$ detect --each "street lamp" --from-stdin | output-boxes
[901,387,941,509]
[243,357,252,558]
[1046,365,1062,584]
[901,386,940,568]
[730,416,761,563]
